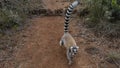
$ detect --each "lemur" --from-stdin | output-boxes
[59,0,80,65]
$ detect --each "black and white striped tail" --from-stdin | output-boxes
[64,0,80,33]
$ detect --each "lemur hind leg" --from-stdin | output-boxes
[59,39,64,46]
[67,49,72,65]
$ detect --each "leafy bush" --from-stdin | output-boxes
[0,8,22,30]
[83,0,120,38]
[0,0,42,32]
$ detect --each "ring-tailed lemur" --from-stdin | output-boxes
[59,0,80,65]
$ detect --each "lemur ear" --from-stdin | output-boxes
[71,47,73,49]
[77,46,79,49]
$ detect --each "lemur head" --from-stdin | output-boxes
[70,46,79,55]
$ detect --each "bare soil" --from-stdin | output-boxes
[0,0,119,68]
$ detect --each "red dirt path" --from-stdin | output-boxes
[13,16,95,68]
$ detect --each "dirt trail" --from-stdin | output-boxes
[12,16,96,68]
[0,0,103,68]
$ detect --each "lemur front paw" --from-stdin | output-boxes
[68,61,72,65]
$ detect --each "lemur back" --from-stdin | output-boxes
[59,0,80,65]
[60,33,76,49]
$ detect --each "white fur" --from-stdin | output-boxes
[71,1,79,8]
